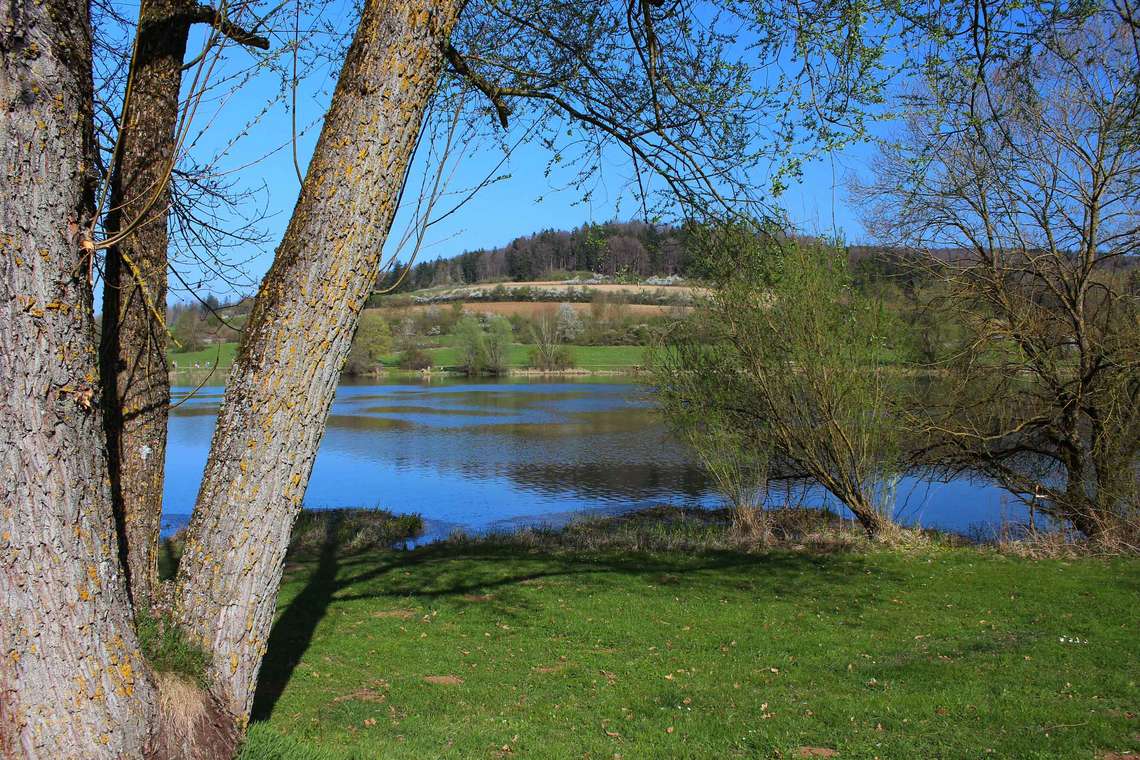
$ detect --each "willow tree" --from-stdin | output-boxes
[655,229,909,538]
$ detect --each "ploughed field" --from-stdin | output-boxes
[240,536,1139,759]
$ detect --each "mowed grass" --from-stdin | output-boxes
[241,541,1139,759]
[169,341,238,370]
[416,343,647,371]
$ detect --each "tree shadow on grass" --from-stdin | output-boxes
[250,536,896,722]
[250,511,345,722]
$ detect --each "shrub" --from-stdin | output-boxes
[654,227,907,538]
[555,303,582,341]
[529,314,576,370]
[528,344,575,371]
[484,316,513,374]
[454,315,487,374]
[397,347,432,370]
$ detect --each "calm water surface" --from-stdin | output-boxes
[164,379,1021,540]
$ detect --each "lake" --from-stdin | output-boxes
[164,379,1026,541]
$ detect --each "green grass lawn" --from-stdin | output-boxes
[416,343,646,371]
[240,536,1139,759]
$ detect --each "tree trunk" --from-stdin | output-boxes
[173,0,462,722]
[100,0,192,607]
[0,0,156,755]
[100,0,270,608]
[1061,479,1112,544]
[844,493,887,538]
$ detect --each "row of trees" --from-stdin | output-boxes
[344,308,584,374]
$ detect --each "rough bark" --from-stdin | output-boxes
[173,0,462,722]
[0,0,156,755]
[100,0,269,608]
[100,0,189,607]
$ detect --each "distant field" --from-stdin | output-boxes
[170,340,643,376]
[389,343,647,371]
[171,337,647,377]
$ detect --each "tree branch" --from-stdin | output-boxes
[444,43,510,128]
[185,3,270,49]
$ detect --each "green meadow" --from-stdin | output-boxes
[238,518,1139,759]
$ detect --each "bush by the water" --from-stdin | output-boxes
[343,312,392,376]
[655,229,910,540]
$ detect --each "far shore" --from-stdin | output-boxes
[169,365,647,382]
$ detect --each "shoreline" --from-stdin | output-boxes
[162,503,1083,557]
[169,365,647,382]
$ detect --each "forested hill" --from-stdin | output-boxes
[377,221,695,291]
[376,221,1140,294]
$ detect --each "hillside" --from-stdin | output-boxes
[377,221,695,293]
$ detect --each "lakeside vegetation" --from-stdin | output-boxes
[169,339,648,376]
[220,509,1140,759]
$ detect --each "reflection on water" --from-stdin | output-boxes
[165,379,1020,540]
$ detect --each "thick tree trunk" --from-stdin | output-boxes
[100,0,269,608]
[100,0,192,606]
[174,0,462,722]
[0,0,156,755]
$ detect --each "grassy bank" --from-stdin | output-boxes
[169,342,647,378]
[238,510,1139,759]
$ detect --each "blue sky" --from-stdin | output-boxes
[157,4,883,302]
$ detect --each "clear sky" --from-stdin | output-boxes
[155,3,882,303]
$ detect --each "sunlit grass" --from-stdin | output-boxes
[240,531,1139,759]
